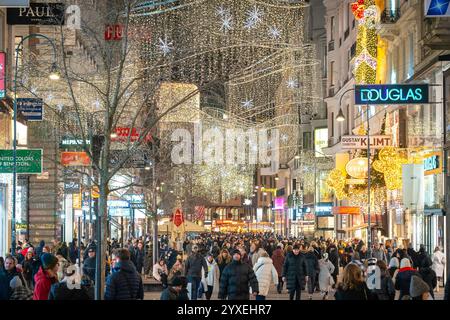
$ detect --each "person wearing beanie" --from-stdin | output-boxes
[388,257,400,279]
[271,243,285,294]
[33,253,59,300]
[160,276,184,300]
[282,243,307,300]
[410,275,432,300]
[9,275,33,300]
[395,258,419,299]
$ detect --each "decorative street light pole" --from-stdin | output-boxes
[12,34,59,255]
[336,87,372,256]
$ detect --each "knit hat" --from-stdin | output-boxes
[41,253,58,270]
[231,249,241,256]
[389,257,399,268]
[322,253,328,260]
[10,276,23,290]
[400,258,411,268]
[171,277,183,287]
[293,244,300,250]
[410,275,430,298]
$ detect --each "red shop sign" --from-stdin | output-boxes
[112,127,153,143]
[105,24,123,41]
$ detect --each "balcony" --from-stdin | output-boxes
[380,9,401,24]
[328,40,335,52]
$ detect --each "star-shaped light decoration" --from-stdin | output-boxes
[46,93,54,102]
[286,78,299,89]
[268,26,282,40]
[157,36,174,56]
[93,99,101,109]
[220,14,233,32]
[281,134,288,143]
[241,99,254,108]
[30,87,38,94]
[216,5,230,17]
[57,103,64,111]
[244,5,263,29]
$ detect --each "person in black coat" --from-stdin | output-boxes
[395,258,419,299]
[69,240,79,264]
[304,247,320,300]
[104,249,144,300]
[326,243,339,285]
[219,249,259,300]
[282,244,307,300]
[133,242,145,275]
[49,275,94,300]
[418,257,437,299]
[185,245,208,300]
[58,242,69,261]
[82,248,97,283]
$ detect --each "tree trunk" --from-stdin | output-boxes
[95,179,108,300]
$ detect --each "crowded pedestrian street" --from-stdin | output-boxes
[1,0,450,311]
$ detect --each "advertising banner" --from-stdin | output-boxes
[0,52,5,98]
[425,0,450,17]
[341,135,391,149]
[0,149,42,174]
[61,151,91,167]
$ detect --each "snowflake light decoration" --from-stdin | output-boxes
[268,26,282,40]
[46,93,54,102]
[281,134,288,143]
[93,99,101,109]
[286,78,299,89]
[244,5,263,29]
[57,103,64,111]
[30,87,38,94]
[220,14,233,32]
[157,36,174,56]
[241,99,254,108]
[216,5,230,17]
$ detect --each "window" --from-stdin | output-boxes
[330,16,335,41]
[303,132,312,150]
[331,112,334,137]
[408,33,414,79]
[330,61,335,87]
[323,45,327,78]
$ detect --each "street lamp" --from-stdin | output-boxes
[335,87,372,255]
[11,34,59,255]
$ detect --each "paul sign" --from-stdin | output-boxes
[355,84,429,105]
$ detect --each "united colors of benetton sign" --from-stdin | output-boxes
[355,84,429,105]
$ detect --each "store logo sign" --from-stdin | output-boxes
[424,152,442,175]
[425,0,450,17]
[355,84,429,105]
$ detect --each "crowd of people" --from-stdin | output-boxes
[0,233,449,301]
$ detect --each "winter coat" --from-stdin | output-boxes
[326,246,339,276]
[82,257,96,282]
[153,263,168,282]
[33,268,58,300]
[10,285,33,300]
[22,258,34,283]
[104,260,144,300]
[69,244,79,264]
[35,241,45,258]
[372,272,395,300]
[48,281,94,300]
[318,259,335,291]
[372,249,387,263]
[0,272,10,300]
[282,252,307,291]
[241,253,252,267]
[253,257,278,297]
[160,287,179,300]
[395,267,419,299]
[335,282,375,300]
[419,267,437,296]
[271,248,285,276]
[201,259,220,299]
[304,252,320,278]
[185,253,208,278]
[219,260,259,300]
[217,259,230,280]
[431,251,445,278]
[134,248,145,272]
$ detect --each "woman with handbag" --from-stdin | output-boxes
[318,253,335,300]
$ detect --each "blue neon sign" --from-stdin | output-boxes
[355,84,429,105]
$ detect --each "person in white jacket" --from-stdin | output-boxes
[432,246,445,292]
[252,251,278,300]
[201,253,220,300]
[153,258,169,288]
[318,253,335,300]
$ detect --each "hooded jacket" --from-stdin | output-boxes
[253,257,278,297]
[395,267,419,299]
[219,259,259,300]
[282,251,307,291]
[201,258,220,299]
[104,260,144,300]
[33,267,58,300]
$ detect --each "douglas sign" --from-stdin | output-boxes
[355,84,429,105]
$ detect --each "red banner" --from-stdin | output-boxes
[111,127,153,143]
[61,152,91,167]
[194,206,205,221]
[0,52,5,98]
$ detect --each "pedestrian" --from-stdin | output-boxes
[218,249,259,300]
[168,255,185,282]
[372,243,387,263]
[216,249,231,281]
[9,275,33,300]
[371,260,395,300]
[2,255,26,299]
[282,244,307,300]
[22,249,35,289]
[82,248,96,283]
[69,240,79,264]
[144,242,153,279]
[395,258,419,299]
[305,245,320,300]
[134,241,145,276]
[418,257,437,299]
[253,251,278,300]
[153,258,169,288]
[271,243,285,294]
[318,253,335,300]
[33,253,59,300]
[104,248,144,300]
[388,256,399,279]
[201,253,220,300]
[249,241,265,266]
[410,275,432,300]
[160,276,184,300]
[335,263,375,300]
[239,247,252,267]
[185,245,208,300]
[431,246,445,292]
[326,242,339,286]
